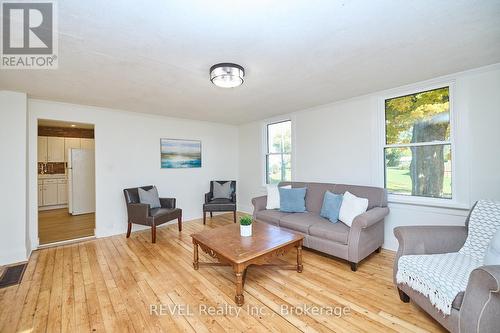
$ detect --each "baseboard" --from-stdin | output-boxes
[38,204,68,211]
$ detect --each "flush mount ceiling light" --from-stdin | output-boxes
[210,63,245,88]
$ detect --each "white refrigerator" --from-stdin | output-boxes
[68,148,95,215]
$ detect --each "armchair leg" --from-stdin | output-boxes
[203,211,206,225]
[349,262,358,271]
[233,210,236,223]
[398,288,410,303]
[126,222,132,238]
[178,214,182,232]
[210,212,213,218]
[152,224,156,243]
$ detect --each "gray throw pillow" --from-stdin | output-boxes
[484,229,500,265]
[213,181,232,199]
[138,187,161,209]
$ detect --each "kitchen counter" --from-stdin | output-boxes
[39,173,67,179]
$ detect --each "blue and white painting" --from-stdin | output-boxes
[160,139,202,168]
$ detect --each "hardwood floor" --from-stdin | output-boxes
[38,209,95,245]
[1,213,446,332]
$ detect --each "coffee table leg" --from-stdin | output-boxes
[297,242,303,273]
[193,243,199,270]
[234,265,245,306]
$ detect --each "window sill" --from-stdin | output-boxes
[387,194,470,210]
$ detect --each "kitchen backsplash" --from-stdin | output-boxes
[38,162,66,175]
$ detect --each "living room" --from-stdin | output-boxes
[0,1,499,332]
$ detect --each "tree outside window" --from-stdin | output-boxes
[266,120,291,184]
[384,87,452,199]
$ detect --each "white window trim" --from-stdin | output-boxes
[377,80,466,208]
[261,116,294,186]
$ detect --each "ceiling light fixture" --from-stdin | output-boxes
[210,63,245,88]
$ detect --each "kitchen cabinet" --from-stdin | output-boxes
[64,137,81,162]
[38,185,43,206]
[47,137,65,162]
[38,137,48,163]
[42,180,59,206]
[38,177,69,208]
[80,138,95,150]
[57,179,67,204]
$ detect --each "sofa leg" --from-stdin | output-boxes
[349,262,358,271]
[152,225,156,243]
[210,211,213,218]
[398,288,410,303]
[178,214,182,232]
[203,211,206,225]
[233,211,236,223]
[375,246,382,253]
[126,222,132,238]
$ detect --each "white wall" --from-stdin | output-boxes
[0,91,28,265]
[27,99,238,252]
[238,64,500,250]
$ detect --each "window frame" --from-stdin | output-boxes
[264,119,292,185]
[379,82,457,206]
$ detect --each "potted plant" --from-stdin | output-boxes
[239,215,253,237]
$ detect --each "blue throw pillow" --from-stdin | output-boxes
[279,187,307,213]
[320,191,343,223]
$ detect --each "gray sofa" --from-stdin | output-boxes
[394,210,500,333]
[252,181,389,271]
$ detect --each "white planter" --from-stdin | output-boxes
[240,224,252,237]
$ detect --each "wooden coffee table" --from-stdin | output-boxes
[191,221,304,306]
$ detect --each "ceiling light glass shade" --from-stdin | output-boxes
[210,63,245,88]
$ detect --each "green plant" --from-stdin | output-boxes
[239,215,253,226]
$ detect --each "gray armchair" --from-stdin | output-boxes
[203,181,236,224]
[124,186,182,243]
[394,216,500,332]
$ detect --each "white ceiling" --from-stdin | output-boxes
[1,0,499,124]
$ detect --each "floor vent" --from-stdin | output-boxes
[0,263,27,289]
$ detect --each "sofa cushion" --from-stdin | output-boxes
[255,210,291,226]
[339,191,369,227]
[138,186,161,209]
[266,184,291,209]
[213,181,232,199]
[279,187,307,213]
[320,191,343,223]
[279,212,326,233]
[308,220,350,244]
[303,183,336,214]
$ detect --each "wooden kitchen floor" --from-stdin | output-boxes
[38,209,95,245]
[1,213,445,333]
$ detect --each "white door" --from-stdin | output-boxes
[57,179,67,204]
[69,149,95,215]
[80,138,94,150]
[64,138,81,162]
[37,137,48,163]
[38,185,44,206]
[43,182,58,206]
[47,137,65,162]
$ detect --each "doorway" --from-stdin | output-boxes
[37,119,96,245]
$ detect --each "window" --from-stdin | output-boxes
[266,120,291,184]
[384,86,452,199]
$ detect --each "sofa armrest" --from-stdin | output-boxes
[204,192,212,204]
[347,207,389,264]
[393,225,467,283]
[394,225,467,257]
[251,196,267,215]
[460,265,500,333]
[231,191,236,203]
[352,207,390,229]
[160,197,176,209]
[127,203,149,221]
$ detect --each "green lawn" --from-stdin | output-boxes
[386,167,451,198]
